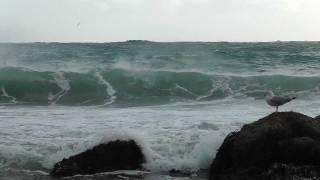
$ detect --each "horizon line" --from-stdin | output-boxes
[0,40,320,44]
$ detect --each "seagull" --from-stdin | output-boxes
[265,91,296,112]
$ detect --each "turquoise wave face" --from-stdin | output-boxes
[0,67,320,106]
[0,41,320,106]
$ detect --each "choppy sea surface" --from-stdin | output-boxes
[1,41,320,179]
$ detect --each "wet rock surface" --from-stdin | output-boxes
[51,140,145,177]
[210,112,320,180]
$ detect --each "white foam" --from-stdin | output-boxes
[2,98,318,174]
[94,71,117,105]
[190,133,223,169]
[175,84,198,97]
[0,144,44,170]
[48,72,71,105]
[111,60,320,78]
[71,170,150,178]
[4,168,49,176]
[197,78,233,100]
[0,87,18,104]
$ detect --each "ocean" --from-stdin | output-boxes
[0,41,320,179]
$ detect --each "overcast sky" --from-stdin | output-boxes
[1,0,319,42]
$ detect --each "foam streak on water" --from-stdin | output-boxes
[94,71,117,105]
[1,87,17,104]
[48,72,71,105]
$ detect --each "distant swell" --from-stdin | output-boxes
[0,67,320,106]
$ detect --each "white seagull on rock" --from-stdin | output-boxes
[265,91,296,112]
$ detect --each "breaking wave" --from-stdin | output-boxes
[0,67,320,106]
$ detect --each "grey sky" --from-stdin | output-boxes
[1,0,319,42]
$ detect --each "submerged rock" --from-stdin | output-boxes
[169,169,194,177]
[198,122,219,131]
[209,112,320,180]
[51,140,145,177]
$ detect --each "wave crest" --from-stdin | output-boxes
[0,67,320,106]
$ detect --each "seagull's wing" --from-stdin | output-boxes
[269,96,292,106]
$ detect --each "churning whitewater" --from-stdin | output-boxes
[1,41,320,179]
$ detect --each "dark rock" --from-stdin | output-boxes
[315,115,320,121]
[51,140,145,177]
[209,112,320,180]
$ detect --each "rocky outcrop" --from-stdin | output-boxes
[210,112,320,180]
[51,140,145,177]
